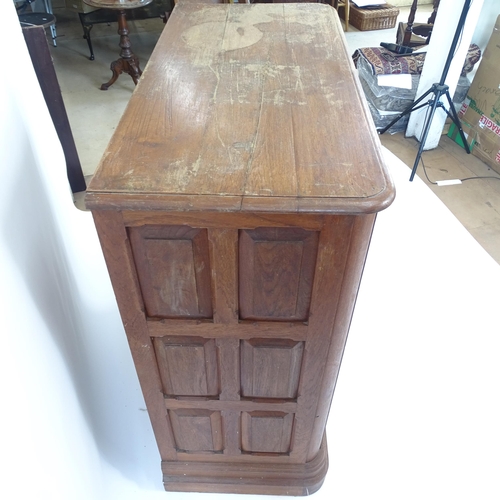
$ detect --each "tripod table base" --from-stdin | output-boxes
[101,54,142,90]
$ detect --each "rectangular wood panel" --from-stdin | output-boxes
[239,228,319,321]
[154,336,219,397]
[169,409,223,452]
[129,225,212,319]
[241,339,304,399]
[241,411,294,454]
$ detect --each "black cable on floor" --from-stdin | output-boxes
[419,154,500,184]
[461,176,500,182]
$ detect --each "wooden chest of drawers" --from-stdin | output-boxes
[86,3,394,495]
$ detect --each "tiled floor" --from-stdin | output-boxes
[46,2,500,264]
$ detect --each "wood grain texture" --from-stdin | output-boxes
[164,398,297,414]
[129,225,212,318]
[306,213,376,460]
[239,228,319,321]
[241,411,294,454]
[162,436,328,495]
[85,3,394,214]
[91,211,177,461]
[290,215,355,462]
[208,229,238,324]
[86,3,395,495]
[147,318,309,340]
[123,211,325,231]
[169,409,223,452]
[240,339,304,399]
[154,336,219,396]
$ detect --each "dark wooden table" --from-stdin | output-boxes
[78,0,173,61]
[86,3,395,495]
[84,0,154,89]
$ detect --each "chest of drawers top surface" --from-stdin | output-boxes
[86,3,394,214]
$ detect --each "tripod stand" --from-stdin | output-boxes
[379,0,472,181]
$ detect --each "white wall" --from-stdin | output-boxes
[1,4,161,499]
[471,0,500,50]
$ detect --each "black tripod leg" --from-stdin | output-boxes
[379,86,435,135]
[444,90,471,154]
[409,93,443,181]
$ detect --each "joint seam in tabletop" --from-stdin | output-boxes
[283,3,301,206]
[240,25,271,208]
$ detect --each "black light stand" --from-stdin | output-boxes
[379,0,472,181]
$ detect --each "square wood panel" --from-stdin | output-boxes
[241,339,304,399]
[241,411,294,454]
[154,336,219,397]
[169,409,223,452]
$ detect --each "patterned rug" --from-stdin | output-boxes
[353,47,426,75]
[353,44,481,77]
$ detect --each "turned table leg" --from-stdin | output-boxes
[403,0,418,47]
[101,9,142,90]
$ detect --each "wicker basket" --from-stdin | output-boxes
[340,4,400,31]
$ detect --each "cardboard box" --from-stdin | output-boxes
[459,15,500,173]
[64,0,98,14]
[447,122,475,150]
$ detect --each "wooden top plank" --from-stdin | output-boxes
[86,3,394,214]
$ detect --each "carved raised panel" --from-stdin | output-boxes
[241,411,294,454]
[128,225,212,319]
[169,409,223,452]
[154,336,219,397]
[241,339,304,399]
[239,228,319,321]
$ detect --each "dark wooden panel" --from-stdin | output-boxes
[154,336,219,396]
[122,211,325,230]
[22,26,86,193]
[129,225,212,319]
[239,228,319,321]
[241,339,304,399]
[169,409,223,452]
[208,228,239,324]
[241,411,294,454]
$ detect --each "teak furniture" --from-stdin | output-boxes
[333,0,350,31]
[86,3,395,495]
